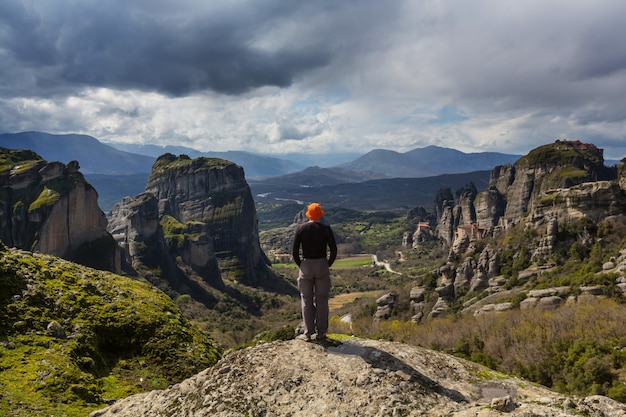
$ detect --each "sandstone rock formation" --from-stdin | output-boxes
[488,140,617,231]
[373,292,396,321]
[108,154,291,307]
[409,286,426,321]
[90,337,626,417]
[0,147,118,272]
[421,140,625,319]
[437,140,620,247]
[148,154,273,285]
[619,158,626,191]
[403,206,436,248]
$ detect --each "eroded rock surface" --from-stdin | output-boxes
[91,338,626,417]
[0,147,117,272]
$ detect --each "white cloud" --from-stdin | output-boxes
[1,0,625,159]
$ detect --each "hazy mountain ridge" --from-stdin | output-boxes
[108,142,306,178]
[1,132,521,213]
[108,142,362,169]
[251,170,491,228]
[341,145,521,177]
[251,165,388,188]
[0,131,155,174]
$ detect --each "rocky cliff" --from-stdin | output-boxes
[90,337,626,417]
[410,140,626,319]
[435,140,619,241]
[0,147,119,271]
[145,154,272,286]
[430,140,625,255]
[108,154,289,310]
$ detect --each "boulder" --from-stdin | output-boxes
[374,293,396,321]
[409,287,425,303]
[90,338,626,417]
[536,296,563,310]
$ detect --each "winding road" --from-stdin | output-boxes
[370,254,401,275]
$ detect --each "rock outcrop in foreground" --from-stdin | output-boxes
[91,337,625,417]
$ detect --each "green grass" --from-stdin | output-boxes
[28,187,61,211]
[0,150,43,175]
[149,153,235,182]
[558,166,588,180]
[271,256,372,271]
[332,255,373,269]
[271,263,299,270]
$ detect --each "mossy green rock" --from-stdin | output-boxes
[518,140,613,187]
[0,242,220,417]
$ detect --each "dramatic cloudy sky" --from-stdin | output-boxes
[1,0,626,159]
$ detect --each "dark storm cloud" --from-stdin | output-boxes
[1,0,625,158]
[563,9,626,82]
[0,0,364,97]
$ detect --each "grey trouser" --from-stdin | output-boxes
[297,258,331,337]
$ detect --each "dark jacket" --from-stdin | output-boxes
[292,220,337,267]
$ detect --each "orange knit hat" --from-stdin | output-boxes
[306,202,324,220]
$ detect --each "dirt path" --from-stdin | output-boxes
[371,254,401,275]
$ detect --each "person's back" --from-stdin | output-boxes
[292,203,337,341]
[293,220,336,265]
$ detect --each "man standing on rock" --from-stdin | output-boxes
[292,202,337,341]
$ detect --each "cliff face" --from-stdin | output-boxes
[496,140,615,227]
[146,154,269,285]
[108,191,225,304]
[108,154,281,306]
[618,158,626,191]
[419,141,626,319]
[435,140,622,245]
[0,148,118,272]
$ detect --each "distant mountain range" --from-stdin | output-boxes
[0,131,523,177]
[108,142,306,178]
[0,131,154,174]
[0,132,307,178]
[250,170,491,228]
[0,131,522,213]
[340,146,520,178]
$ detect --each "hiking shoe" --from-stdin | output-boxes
[295,334,312,342]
